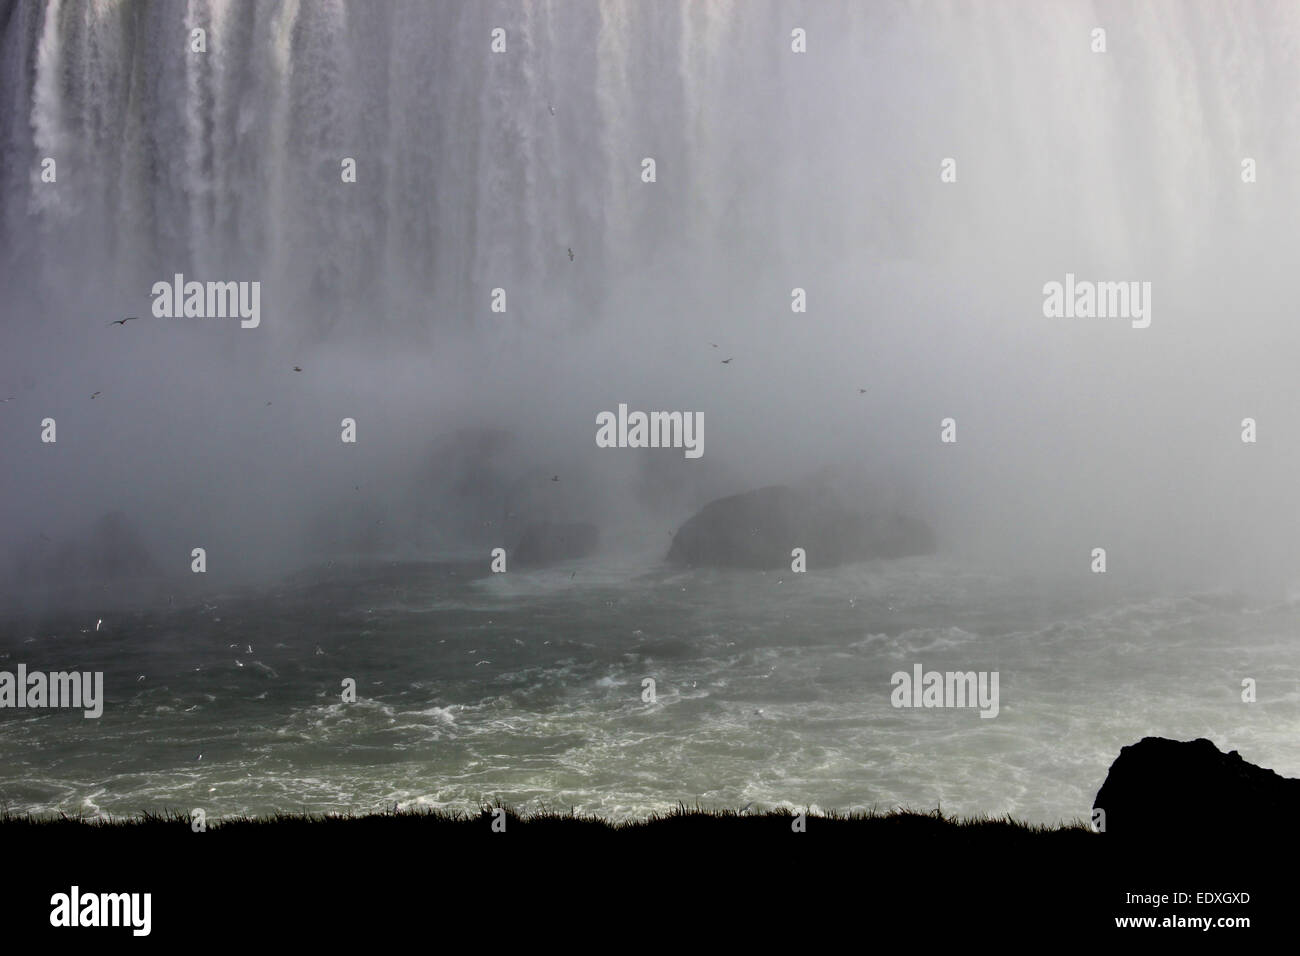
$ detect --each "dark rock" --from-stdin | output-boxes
[665,485,935,569]
[1093,737,1300,838]
[513,521,598,566]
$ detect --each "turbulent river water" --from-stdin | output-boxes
[2,556,1296,823]
[4,1,1300,825]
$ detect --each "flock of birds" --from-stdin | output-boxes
[80,315,308,400]
[3,265,874,406]
[65,308,871,404]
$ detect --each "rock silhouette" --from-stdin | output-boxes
[666,485,935,569]
[1094,736,1300,838]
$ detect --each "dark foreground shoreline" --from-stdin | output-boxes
[0,805,1276,942]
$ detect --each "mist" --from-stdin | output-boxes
[4,0,1300,607]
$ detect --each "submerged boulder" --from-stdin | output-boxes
[1093,737,1300,837]
[513,521,598,566]
[665,485,935,569]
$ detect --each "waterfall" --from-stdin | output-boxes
[4,0,1300,347]
[5,0,1300,588]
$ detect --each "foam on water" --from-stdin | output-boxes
[2,557,1297,823]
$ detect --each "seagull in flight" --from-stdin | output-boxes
[90,391,101,399]
[293,366,302,372]
[108,317,137,326]
[720,357,733,364]
[708,342,718,348]
[567,247,574,261]
[858,387,868,394]
[549,104,556,116]
[551,475,560,482]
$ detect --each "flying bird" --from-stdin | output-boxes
[108,317,137,326]
[551,475,560,482]
[708,342,718,348]
[549,104,556,116]
[567,247,574,261]
[858,388,868,394]
[90,391,101,399]
[720,357,733,364]
[1,396,16,403]
[292,366,302,372]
